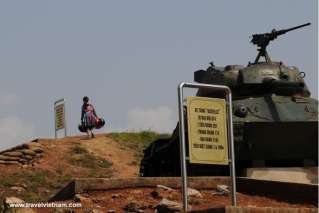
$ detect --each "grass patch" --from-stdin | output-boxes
[87,168,112,178]
[108,131,171,152]
[21,191,42,202]
[0,170,52,202]
[0,175,18,187]
[0,170,48,189]
[24,171,48,191]
[70,145,88,154]
[49,174,73,189]
[98,159,112,168]
[68,145,112,169]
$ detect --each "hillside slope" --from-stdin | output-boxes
[0,133,165,202]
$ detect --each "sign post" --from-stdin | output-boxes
[177,82,236,212]
[54,98,67,138]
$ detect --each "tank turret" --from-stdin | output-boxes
[195,23,312,98]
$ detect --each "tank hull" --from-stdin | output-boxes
[140,96,318,177]
[237,121,317,161]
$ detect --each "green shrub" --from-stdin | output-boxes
[108,131,171,151]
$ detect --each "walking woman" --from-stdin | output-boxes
[81,96,98,138]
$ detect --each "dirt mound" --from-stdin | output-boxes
[0,134,140,202]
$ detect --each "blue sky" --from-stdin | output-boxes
[0,1,317,150]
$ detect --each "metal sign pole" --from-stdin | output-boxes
[63,99,67,137]
[54,108,57,139]
[178,83,188,212]
[178,82,237,212]
[226,90,237,206]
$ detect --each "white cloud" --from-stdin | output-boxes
[0,116,35,151]
[0,93,34,151]
[126,106,176,133]
[0,94,19,105]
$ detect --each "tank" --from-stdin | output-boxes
[140,23,318,177]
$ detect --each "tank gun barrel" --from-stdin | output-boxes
[251,23,311,63]
[251,23,311,46]
[274,22,311,37]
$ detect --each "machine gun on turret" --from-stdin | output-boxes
[251,23,311,63]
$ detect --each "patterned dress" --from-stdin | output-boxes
[81,103,97,130]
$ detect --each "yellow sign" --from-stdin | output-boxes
[55,104,65,130]
[187,96,228,165]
